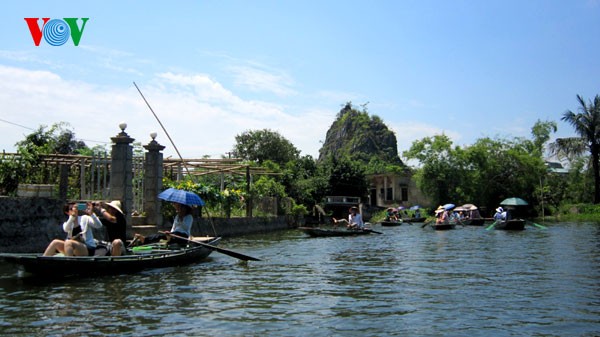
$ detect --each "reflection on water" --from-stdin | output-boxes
[1,222,600,336]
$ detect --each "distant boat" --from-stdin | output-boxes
[298,227,374,237]
[380,220,403,227]
[430,223,456,230]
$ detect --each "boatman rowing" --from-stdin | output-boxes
[332,206,365,230]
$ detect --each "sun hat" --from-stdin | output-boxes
[105,200,123,214]
[435,206,445,214]
[496,207,503,213]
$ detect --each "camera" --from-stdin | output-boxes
[77,203,87,211]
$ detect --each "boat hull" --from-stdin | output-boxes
[298,227,372,237]
[0,238,220,277]
[380,220,402,227]
[431,223,456,230]
[495,219,526,230]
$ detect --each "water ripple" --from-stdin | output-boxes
[1,222,599,336]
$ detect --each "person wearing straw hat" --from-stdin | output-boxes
[96,200,126,256]
[332,206,365,230]
[435,206,448,224]
[493,207,507,221]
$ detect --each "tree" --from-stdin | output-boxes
[16,122,87,156]
[319,155,369,199]
[404,132,546,213]
[232,129,300,166]
[531,120,557,155]
[403,134,470,206]
[281,155,326,207]
[550,94,600,203]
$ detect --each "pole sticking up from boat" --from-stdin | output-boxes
[133,82,218,236]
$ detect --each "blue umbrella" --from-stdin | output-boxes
[409,205,420,210]
[158,187,205,206]
[442,203,455,210]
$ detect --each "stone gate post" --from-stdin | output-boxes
[110,122,134,237]
[143,132,165,226]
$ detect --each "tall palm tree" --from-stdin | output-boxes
[551,94,600,203]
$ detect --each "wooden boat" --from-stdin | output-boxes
[494,219,526,230]
[430,223,456,230]
[298,227,374,237]
[0,237,221,278]
[380,220,402,227]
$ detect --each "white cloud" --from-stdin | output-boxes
[0,65,329,158]
[228,64,297,97]
[0,50,61,68]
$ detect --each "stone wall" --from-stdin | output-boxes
[134,215,294,238]
[0,197,296,253]
[0,197,68,253]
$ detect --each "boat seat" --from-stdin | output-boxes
[94,247,108,256]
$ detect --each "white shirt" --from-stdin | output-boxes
[63,214,103,248]
[349,213,365,228]
[171,214,193,237]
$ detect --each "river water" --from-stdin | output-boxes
[0,221,599,336]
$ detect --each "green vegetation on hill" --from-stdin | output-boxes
[318,102,404,167]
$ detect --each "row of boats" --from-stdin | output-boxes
[299,216,532,238]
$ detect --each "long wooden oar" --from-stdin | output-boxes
[485,220,498,231]
[527,221,548,229]
[421,219,434,228]
[162,232,261,261]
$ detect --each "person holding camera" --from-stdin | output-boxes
[96,200,126,256]
[43,202,103,256]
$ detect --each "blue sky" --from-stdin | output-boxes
[1,1,600,163]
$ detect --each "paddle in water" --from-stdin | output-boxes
[161,231,261,261]
[527,221,548,229]
[485,221,498,231]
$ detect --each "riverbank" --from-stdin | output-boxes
[0,197,297,253]
[543,203,600,222]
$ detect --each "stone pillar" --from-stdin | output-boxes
[143,132,165,226]
[110,122,135,237]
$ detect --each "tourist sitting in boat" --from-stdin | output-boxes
[96,200,126,256]
[43,202,103,256]
[435,206,448,224]
[385,208,399,222]
[414,209,422,219]
[133,202,193,246]
[332,206,365,230]
[468,208,481,219]
[493,207,507,221]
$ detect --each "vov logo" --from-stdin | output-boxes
[24,18,89,46]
